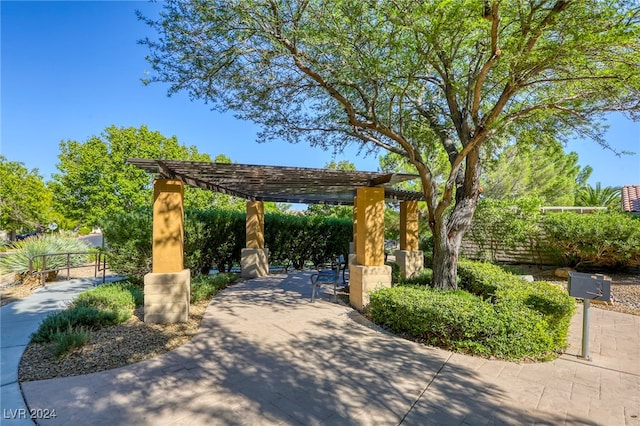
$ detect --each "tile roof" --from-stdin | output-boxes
[622,185,640,212]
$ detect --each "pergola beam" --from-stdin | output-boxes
[126,158,425,205]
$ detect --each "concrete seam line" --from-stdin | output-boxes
[398,352,453,425]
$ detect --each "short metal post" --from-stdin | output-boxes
[41,255,47,286]
[581,299,591,360]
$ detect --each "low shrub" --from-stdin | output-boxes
[369,259,575,361]
[489,301,554,360]
[31,306,121,343]
[369,286,498,353]
[190,273,237,303]
[51,325,91,358]
[74,282,143,311]
[495,279,575,349]
[458,259,575,349]
[398,268,433,287]
[31,281,142,348]
[369,286,557,360]
[457,259,516,300]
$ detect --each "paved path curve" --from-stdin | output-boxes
[4,273,640,425]
[1,276,124,425]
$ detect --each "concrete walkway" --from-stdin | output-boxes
[1,276,124,425]
[2,273,639,425]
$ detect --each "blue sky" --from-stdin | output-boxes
[2,1,639,189]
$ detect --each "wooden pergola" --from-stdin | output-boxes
[126,158,424,205]
[127,158,425,322]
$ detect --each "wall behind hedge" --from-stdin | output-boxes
[461,198,640,268]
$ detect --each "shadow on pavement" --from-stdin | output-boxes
[20,273,601,425]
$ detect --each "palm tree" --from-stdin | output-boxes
[575,183,621,208]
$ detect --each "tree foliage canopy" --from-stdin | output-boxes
[50,125,215,226]
[0,156,52,234]
[482,142,592,205]
[141,0,640,288]
[306,161,357,218]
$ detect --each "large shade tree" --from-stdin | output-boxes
[0,156,52,238]
[141,0,640,289]
[482,142,592,205]
[51,125,216,226]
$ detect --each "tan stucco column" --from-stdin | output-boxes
[144,179,190,323]
[395,201,423,279]
[350,187,391,310]
[348,198,357,271]
[241,201,269,278]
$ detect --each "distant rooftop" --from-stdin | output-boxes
[622,185,640,213]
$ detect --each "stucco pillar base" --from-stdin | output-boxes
[349,264,392,311]
[144,269,190,324]
[395,250,424,279]
[241,248,269,278]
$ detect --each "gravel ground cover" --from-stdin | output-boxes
[4,265,638,382]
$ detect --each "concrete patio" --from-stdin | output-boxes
[2,272,639,425]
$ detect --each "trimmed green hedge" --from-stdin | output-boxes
[397,267,433,287]
[101,208,153,281]
[103,208,352,279]
[541,211,640,268]
[369,260,575,361]
[265,214,351,270]
[185,209,245,274]
[458,259,575,350]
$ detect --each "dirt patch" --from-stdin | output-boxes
[19,302,209,382]
[509,264,640,316]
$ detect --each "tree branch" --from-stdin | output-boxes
[503,99,589,124]
[472,2,501,125]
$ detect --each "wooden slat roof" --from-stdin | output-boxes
[127,158,424,205]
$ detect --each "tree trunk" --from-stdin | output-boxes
[430,196,479,290]
[431,223,461,290]
[430,141,483,289]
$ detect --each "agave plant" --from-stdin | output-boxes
[0,234,91,276]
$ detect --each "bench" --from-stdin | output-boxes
[310,255,347,302]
